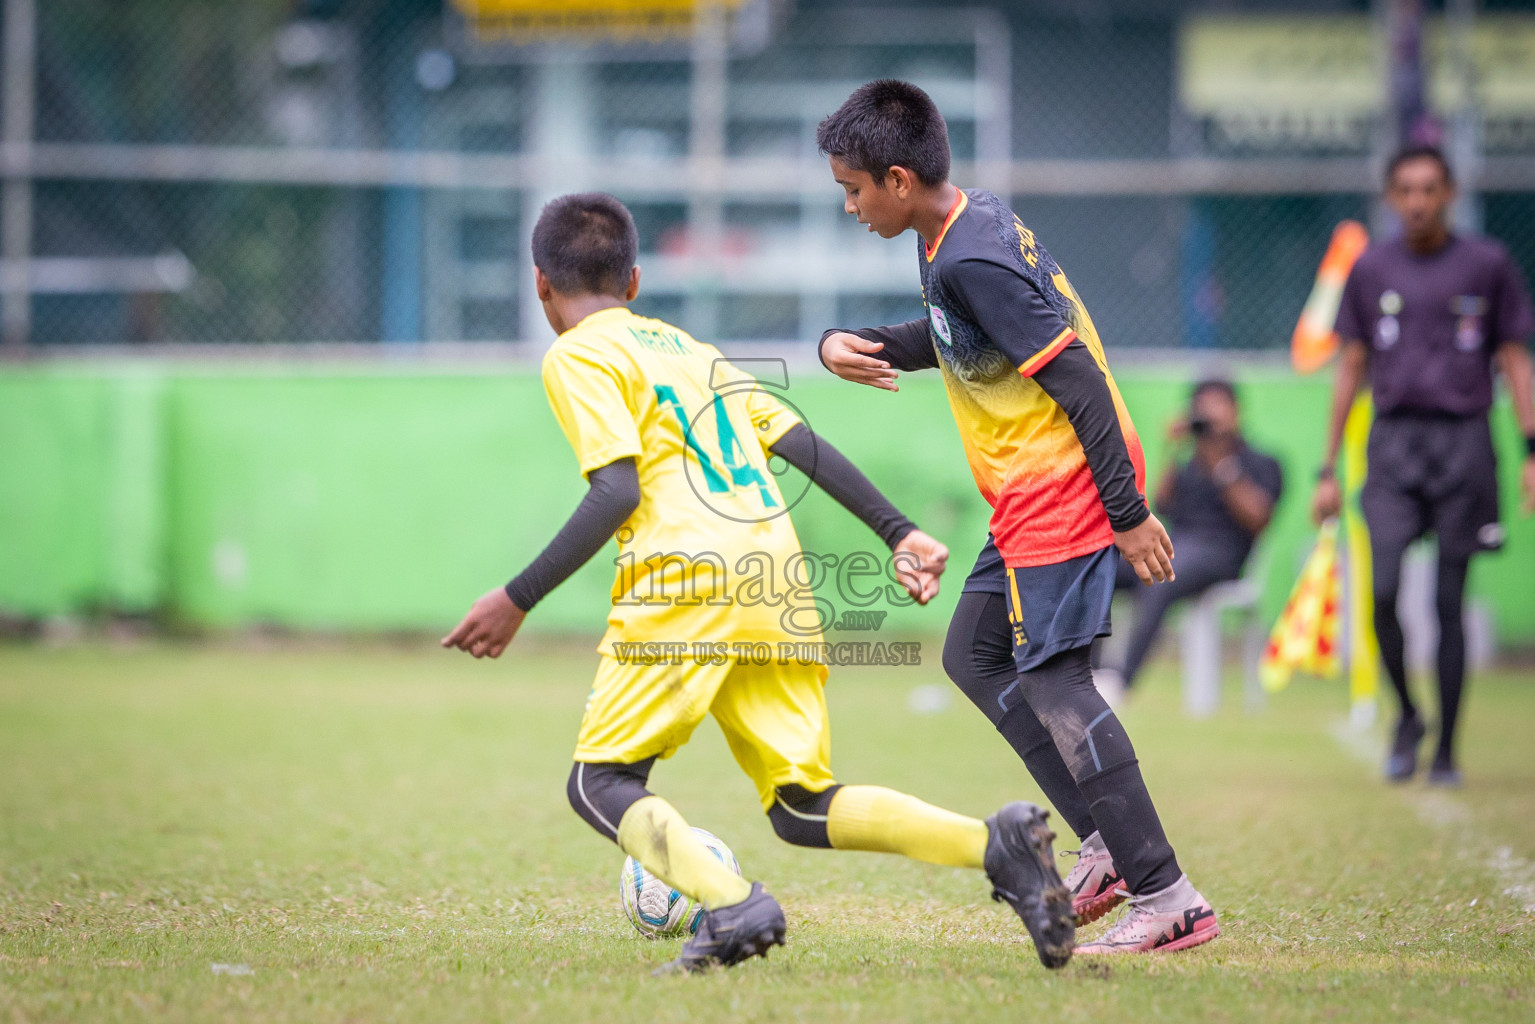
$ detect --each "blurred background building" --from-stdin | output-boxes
[6,0,1533,353]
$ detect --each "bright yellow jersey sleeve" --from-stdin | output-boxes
[540,338,645,478]
[741,380,801,450]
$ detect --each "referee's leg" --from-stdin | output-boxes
[1361,439,1428,727]
[1367,525,1416,722]
[1362,430,1434,780]
[1432,552,1472,771]
[1425,414,1501,780]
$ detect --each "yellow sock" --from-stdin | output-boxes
[615,796,753,910]
[827,785,988,869]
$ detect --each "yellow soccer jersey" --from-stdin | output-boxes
[540,306,821,654]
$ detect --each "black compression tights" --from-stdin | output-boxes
[943,591,1182,894]
[939,592,1099,841]
[1372,548,1472,762]
[943,592,1097,841]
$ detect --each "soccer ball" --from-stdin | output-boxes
[619,827,741,939]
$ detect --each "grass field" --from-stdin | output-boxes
[2,640,1533,1023]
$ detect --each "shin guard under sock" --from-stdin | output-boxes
[826,785,988,869]
[615,796,752,910]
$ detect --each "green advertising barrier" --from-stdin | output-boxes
[2,362,1532,643]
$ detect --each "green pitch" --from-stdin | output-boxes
[2,642,1532,1023]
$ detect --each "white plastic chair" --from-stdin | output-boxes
[1179,551,1269,719]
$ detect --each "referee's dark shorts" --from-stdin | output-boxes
[1363,411,1505,569]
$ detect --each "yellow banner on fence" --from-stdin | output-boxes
[455,0,744,41]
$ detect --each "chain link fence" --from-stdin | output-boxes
[7,0,1535,351]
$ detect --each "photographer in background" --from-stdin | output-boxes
[1095,379,1283,706]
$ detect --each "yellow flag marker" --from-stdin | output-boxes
[1261,521,1343,692]
[1340,392,1379,718]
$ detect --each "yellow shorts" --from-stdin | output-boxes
[573,655,835,809]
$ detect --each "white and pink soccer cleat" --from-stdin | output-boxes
[1073,875,1219,954]
[1062,832,1126,926]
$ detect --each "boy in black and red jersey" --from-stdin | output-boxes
[816,80,1218,955]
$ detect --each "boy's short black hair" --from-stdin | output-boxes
[816,79,951,188]
[531,192,638,296]
[1386,144,1454,187]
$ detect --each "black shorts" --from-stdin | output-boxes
[960,534,1116,672]
[1362,413,1504,560]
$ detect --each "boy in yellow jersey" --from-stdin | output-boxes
[442,193,1077,973]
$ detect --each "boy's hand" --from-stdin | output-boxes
[823,332,900,391]
[893,529,949,605]
[1312,476,1343,524]
[441,588,526,659]
[1114,514,1176,585]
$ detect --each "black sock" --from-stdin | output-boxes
[1075,759,1181,894]
[1371,549,1417,722]
[1433,554,1471,763]
[1013,647,1181,894]
[943,592,1097,840]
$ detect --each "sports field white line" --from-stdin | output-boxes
[1329,717,1535,914]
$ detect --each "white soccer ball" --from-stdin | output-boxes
[619,827,741,939]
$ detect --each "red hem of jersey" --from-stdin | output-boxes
[999,538,1115,569]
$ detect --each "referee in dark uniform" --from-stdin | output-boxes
[1313,145,1535,787]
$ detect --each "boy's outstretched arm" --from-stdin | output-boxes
[819,319,938,391]
[441,457,640,658]
[768,422,948,604]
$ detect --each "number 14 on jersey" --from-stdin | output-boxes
[654,384,779,509]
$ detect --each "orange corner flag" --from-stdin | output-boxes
[1292,220,1369,375]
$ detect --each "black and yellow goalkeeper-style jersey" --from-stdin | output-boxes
[912,189,1146,568]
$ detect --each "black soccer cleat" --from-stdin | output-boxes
[984,801,1075,969]
[1384,714,1426,782]
[655,882,786,976]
